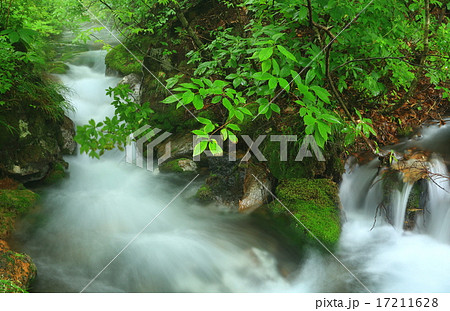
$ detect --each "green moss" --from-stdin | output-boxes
[0,189,39,239]
[195,184,213,201]
[407,182,421,210]
[159,159,185,173]
[0,279,27,293]
[42,161,67,185]
[159,158,195,173]
[267,178,341,247]
[105,45,143,76]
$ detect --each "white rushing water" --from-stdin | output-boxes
[14,49,450,293]
[16,50,292,293]
[336,147,450,292]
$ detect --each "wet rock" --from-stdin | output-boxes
[155,133,193,161]
[390,150,431,183]
[60,116,76,155]
[118,73,141,103]
[159,158,197,173]
[203,156,246,207]
[0,106,74,183]
[0,240,36,292]
[239,163,272,213]
[195,184,213,201]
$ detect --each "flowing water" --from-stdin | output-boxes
[13,48,450,293]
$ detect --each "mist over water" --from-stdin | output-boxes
[14,50,450,293]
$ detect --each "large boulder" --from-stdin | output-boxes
[265,178,341,247]
[155,133,193,161]
[0,106,74,183]
[239,163,272,213]
[0,240,36,292]
[201,156,246,207]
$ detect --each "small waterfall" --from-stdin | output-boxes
[391,183,413,230]
[426,157,450,243]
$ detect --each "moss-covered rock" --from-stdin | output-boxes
[0,104,75,183]
[0,240,36,292]
[266,178,341,247]
[195,184,213,201]
[159,158,197,173]
[0,188,39,239]
[42,161,67,185]
[105,45,143,76]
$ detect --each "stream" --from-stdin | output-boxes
[13,47,450,293]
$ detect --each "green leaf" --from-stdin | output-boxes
[202,78,213,87]
[220,128,228,141]
[316,121,330,140]
[320,114,341,124]
[197,117,211,125]
[212,96,222,104]
[253,72,273,81]
[180,83,198,89]
[304,114,316,126]
[193,129,207,136]
[277,45,297,62]
[182,90,195,104]
[272,58,280,76]
[191,78,204,87]
[193,140,208,156]
[235,110,244,121]
[258,104,269,115]
[229,134,238,143]
[259,46,274,61]
[261,59,272,73]
[305,70,316,85]
[310,86,331,104]
[212,79,229,89]
[233,77,244,88]
[268,77,278,89]
[270,103,280,114]
[314,131,325,149]
[227,123,241,131]
[161,94,180,104]
[299,107,307,117]
[204,123,215,133]
[193,94,204,109]
[278,78,290,92]
[225,73,239,79]
[209,140,223,155]
[222,97,233,111]
[238,107,253,116]
[271,33,285,41]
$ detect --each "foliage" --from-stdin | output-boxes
[0,0,83,131]
[75,84,155,159]
[105,44,143,75]
[75,0,449,158]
